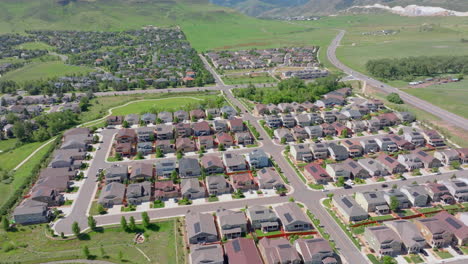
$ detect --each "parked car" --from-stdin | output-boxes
[381,184,388,188]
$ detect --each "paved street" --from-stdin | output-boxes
[327,30,468,131]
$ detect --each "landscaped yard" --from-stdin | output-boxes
[418,207,441,214]
[370,215,394,221]
[0,219,185,264]
[1,61,93,82]
[434,249,453,259]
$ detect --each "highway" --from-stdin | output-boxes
[327,30,468,131]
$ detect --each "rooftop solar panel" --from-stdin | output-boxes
[232,239,241,252]
[284,213,293,223]
[385,157,395,163]
[418,151,428,157]
[349,162,358,169]
[446,217,462,229]
[369,193,377,198]
[342,197,353,208]
[194,222,201,233]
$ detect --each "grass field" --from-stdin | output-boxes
[15,41,54,51]
[1,61,92,82]
[111,97,206,116]
[0,219,185,264]
[222,74,277,85]
[0,139,17,152]
[0,141,45,171]
[403,80,468,119]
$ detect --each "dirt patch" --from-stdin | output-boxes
[215,42,271,50]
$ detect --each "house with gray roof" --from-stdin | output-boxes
[258,237,301,264]
[425,183,455,204]
[13,200,51,225]
[206,108,221,118]
[342,159,371,179]
[295,238,337,264]
[30,186,63,206]
[186,212,218,244]
[136,127,154,142]
[220,105,237,118]
[125,114,140,125]
[404,131,426,147]
[364,226,403,257]
[246,205,279,232]
[205,175,230,196]
[137,142,153,155]
[181,178,205,199]
[295,114,312,127]
[130,163,153,182]
[384,189,411,209]
[415,217,453,248]
[223,153,247,172]
[310,143,328,160]
[375,137,398,153]
[290,144,313,162]
[327,143,349,161]
[246,149,269,168]
[360,139,379,154]
[304,125,323,139]
[213,119,228,132]
[174,110,189,121]
[413,149,442,168]
[275,202,313,232]
[434,149,460,166]
[105,164,128,183]
[395,112,416,123]
[400,184,430,207]
[158,111,173,123]
[265,115,282,128]
[98,182,126,208]
[154,160,176,178]
[358,158,389,177]
[385,220,426,254]
[216,208,248,239]
[443,180,468,202]
[154,124,174,140]
[189,244,224,264]
[355,191,389,214]
[341,139,363,157]
[281,114,296,128]
[333,195,368,222]
[179,157,201,178]
[141,113,157,124]
[326,163,351,181]
[127,181,151,205]
[274,128,294,142]
[257,167,284,190]
[376,153,406,175]
[200,155,224,175]
[397,153,424,171]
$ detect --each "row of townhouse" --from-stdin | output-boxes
[106,106,238,126]
[363,211,468,257]
[333,180,468,224]
[12,128,93,225]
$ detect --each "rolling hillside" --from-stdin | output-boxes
[210,0,468,17]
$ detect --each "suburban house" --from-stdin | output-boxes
[424,183,455,204]
[130,163,153,182]
[274,202,313,232]
[175,123,193,138]
[383,189,411,210]
[364,226,403,257]
[304,163,332,184]
[189,244,224,264]
[13,200,51,225]
[258,237,302,264]
[216,132,234,147]
[456,148,468,163]
[174,110,189,121]
[105,164,128,183]
[360,139,379,154]
[400,184,430,207]
[326,163,351,181]
[274,128,295,142]
[332,195,368,222]
[179,157,202,178]
[224,238,263,264]
[342,159,371,179]
[246,149,269,169]
[235,132,254,146]
[281,114,296,128]
[385,220,426,254]
[220,105,237,118]
[327,143,349,161]
[292,126,308,141]
[158,111,173,123]
[304,125,323,139]
[154,160,176,178]
[278,103,293,113]
[375,112,400,127]
[246,205,279,232]
[389,135,415,150]
[415,217,453,248]
[423,130,446,148]
[295,238,337,264]
[257,167,285,190]
[433,211,468,246]
[413,149,442,168]
[341,139,363,157]
[223,153,247,172]
[137,142,153,155]
[310,143,328,160]
[176,137,196,152]
[347,120,368,133]
[126,181,151,205]
[190,109,206,120]
[253,104,268,116]
[186,212,218,244]
[404,131,426,147]
[124,114,140,125]
[154,181,180,200]
[321,111,336,123]
[395,112,416,123]
[228,118,245,133]
[375,137,398,153]
[355,191,390,214]
[205,175,231,196]
[366,117,381,133]
[265,115,282,128]
[266,104,280,115]
[434,149,460,166]
[230,173,256,192]
[291,144,313,162]
[192,121,211,136]
[98,182,126,208]
[397,153,424,171]
[116,128,137,144]
[181,178,206,199]
[155,124,174,140]
[320,123,336,136]
[213,120,228,132]
[443,180,468,202]
[216,208,248,239]
[106,115,123,126]
[376,153,406,174]
[295,114,312,127]
[141,113,157,124]
[358,158,389,177]
[30,186,63,206]
[201,155,225,175]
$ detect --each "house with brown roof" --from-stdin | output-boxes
[228,118,245,133]
[434,211,468,246]
[295,238,337,264]
[376,153,406,174]
[424,183,455,204]
[253,104,268,116]
[175,123,192,137]
[258,237,301,264]
[456,148,468,163]
[190,109,206,120]
[197,135,214,150]
[115,142,133,156]
[320,123,336,136]
[303,163,332,184]
[423,129,446,148]
[154,181,180,200]
[257,167,284,190]
[186,212,218,244]
[385,220,427,254]
[434,149,460,166]
[225,238,263,264]
[342,159,371,179]
[176,137,196,152]
[107,115,123,126]
[375,112,400,127]
[130,163,153,182]
[364,226,403,256]
[155,140,175,154]
[230,173,256,191]
[155,124,174,140]
[200,155,224,175]
[415,217,453,248]
[235,132,254,146]
[192,121,211,136]
[341,139,363,157]
[216,132,234,147]
[389,135,415,150]
[331,122,351,137]
[116,128,137,144]
[413,149,442,168]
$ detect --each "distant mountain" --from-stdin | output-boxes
[210,0,468,17]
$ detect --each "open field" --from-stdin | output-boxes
[15,41,54,50]
[0,219,185,264]
[0,138,17,152]
[0,141,45,170]
[403,80,468,119]
[222,74,277,85]
[1,61,93,82]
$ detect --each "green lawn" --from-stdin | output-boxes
[0,219,185,264]
[0,139,17,152]
[370,215,394,221]
[403,80,468,119]
[15,41,54,51]
[1,61,93,82]
[434,250,453,259]
[418,207,441,214]
[110,96,208,116]
[0,141,45,170]
[222,74,277,85]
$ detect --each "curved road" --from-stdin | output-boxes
[327,30,468,131]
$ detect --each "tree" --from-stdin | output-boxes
[83,246,90,259]
[386,93,404,104]
[136,151,144,160]
[176,150,183,159]
[115,152,122,161]
[218,143,225,151]
[72,221,81,237]
[155,147,164,158]
[451,161,461,170]
[280,137,287,144]
[88,215,97,230]
[171,170,178,183]
[97,203,106,215]
[337,177,345,187]
[2,216,9,231]
[122,120,129,128]
[100,245,106,258]
[398,128,404,135]
[120,216,128,231]
[340,129,348,138]
[142,212,150,228]
[128,216,137,232]
[381,255,397,264]
[390,196,400,212]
